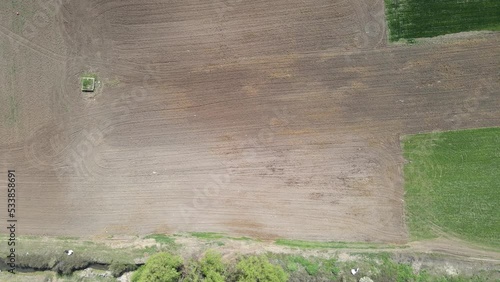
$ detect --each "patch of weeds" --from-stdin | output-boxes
[231,236,253,241]
[141,246,157,255]
[372,253,431,282]
[215,241,225,247]
[275,239,404,249]
[189,232,254,242]
[322,257,340,278]
[144,234,175,245]
[286,261,298,272]
[190,232,225,239]
[81,72,98,92]
[81,77,95,92]
[288,256,320,276]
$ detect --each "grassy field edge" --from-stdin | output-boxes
[401,127,500,248]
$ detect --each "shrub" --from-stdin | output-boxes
[182,250,226,282]
[109,261,138,277]
[182,259,202,282]
[373,255,431,282]
[201,250,225,275]
[133,252,183,282]
[15,254,52,270]
[131,265,145,282]
[204,269,225,282]
[52,256,91,275]
[236,255,288,282]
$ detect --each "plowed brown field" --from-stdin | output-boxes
[0,0,499,243]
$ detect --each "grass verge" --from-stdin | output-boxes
[0,234,169,269]
[144,234,176,245]
[275,239,406,249]
[402,127,500,248]
[190,232,253,241]
[0,235,498,281]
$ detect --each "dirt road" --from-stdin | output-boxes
[0,0,499,243]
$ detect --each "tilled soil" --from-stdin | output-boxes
[0,0,499,243]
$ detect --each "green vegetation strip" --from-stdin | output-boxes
[403,127,500,248]
[1,238,496,281]
[275,239,407,249]
[144,234,176,245]
[130,250,497,282]
[385,0,500,41]
[190,232,253,241]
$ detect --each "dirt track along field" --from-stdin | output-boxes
[0,0,499,243]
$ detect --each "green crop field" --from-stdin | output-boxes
[385,0,500,41]
[402,128,500,248]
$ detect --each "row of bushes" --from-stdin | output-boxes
[132,251,288,282]
[130,251,496,282]
[8,250,494,281]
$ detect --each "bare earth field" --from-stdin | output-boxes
[0,0,499,244]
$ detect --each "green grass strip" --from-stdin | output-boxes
[144,234,176,245]
[275,239,406,249]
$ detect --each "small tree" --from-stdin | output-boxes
[236,255,288,282]
[134,252,183,282]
